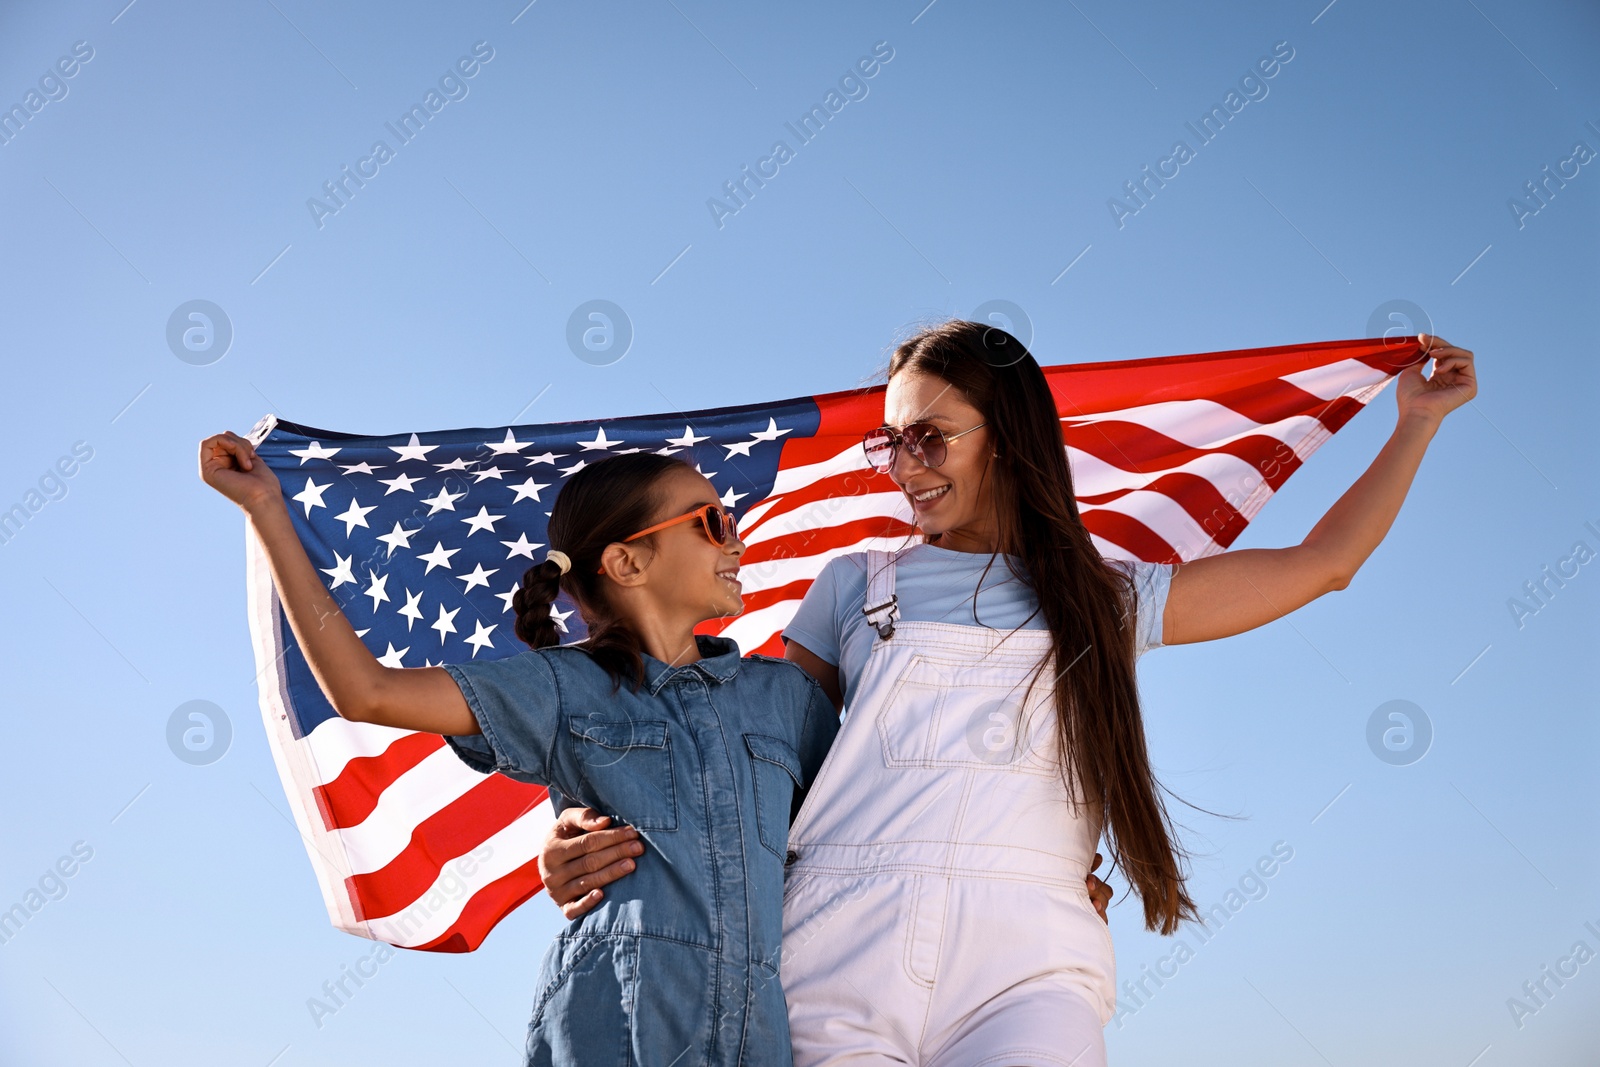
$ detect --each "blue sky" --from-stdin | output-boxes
[0,1,1595,1064]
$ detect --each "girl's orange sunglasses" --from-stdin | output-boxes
[595,503,739,573]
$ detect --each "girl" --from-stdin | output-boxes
[540,323,1478,1066]
[199,437,839,1066]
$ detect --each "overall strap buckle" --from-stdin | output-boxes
[862,593,900,639]
[861,549,901,639]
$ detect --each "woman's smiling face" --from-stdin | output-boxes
[881,370,999,551]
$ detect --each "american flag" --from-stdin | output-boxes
[243,334,1425,952]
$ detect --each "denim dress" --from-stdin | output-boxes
[442,634,838,1067]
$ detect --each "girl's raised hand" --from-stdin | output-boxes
[1088,851,1112,925]
[1396,334,1477,426]
[199,430,283,512]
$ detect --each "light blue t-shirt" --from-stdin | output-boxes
[781,542,1174,708]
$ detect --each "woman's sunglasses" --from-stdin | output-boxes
[595,503,739,572]
[861,421,987,474]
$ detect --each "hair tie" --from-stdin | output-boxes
[544,549,571,575]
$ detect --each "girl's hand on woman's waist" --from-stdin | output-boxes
[1087,852,1112,924]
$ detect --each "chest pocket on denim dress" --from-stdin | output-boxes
[744,733,803,858]
[568,717,678,832]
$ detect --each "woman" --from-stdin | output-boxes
[539,321,1477,1065]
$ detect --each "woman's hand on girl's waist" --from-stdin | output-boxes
[541,806,645,920]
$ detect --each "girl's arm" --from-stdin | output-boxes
[1163,335,1477,646]
[201,430,477,736]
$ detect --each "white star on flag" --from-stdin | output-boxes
[422,486,465,514]
[666,426,709,447]
[293,477,331,516]
[376,522,418,557]
[417,542,459,574]
[335,497,377,535]
[390,433,438,463]
[577,427,622,451]
[750,418,792,443]
[290,441,341,464]
[509,477,550,503]
[430,603,460,643]
[500,533,542,560]
[364,570,390,610]
[377,642,409,668]
[461,507,505,535]
[320,552,356,589]
[457,563,499,593]
[486,430,532,455]
[396,589,424,631]
[465,620,498,657]
[379,472,422,494]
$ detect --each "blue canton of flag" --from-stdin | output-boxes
[250,400,817,741]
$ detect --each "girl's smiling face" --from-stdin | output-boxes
[881,370,999,552]
[637,465,747,621]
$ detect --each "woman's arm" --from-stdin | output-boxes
[784,638,843,713]
[537,817,1115,924]
[539,636,844,920]
[200,430,476,735]
[1163,335,1476,646]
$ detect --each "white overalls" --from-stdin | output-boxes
[780,549,1115,1067]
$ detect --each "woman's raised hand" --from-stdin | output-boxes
[199,430,283,513]
[540,807,645,920]
[1396,334,1477,426]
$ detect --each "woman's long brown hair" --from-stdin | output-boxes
[888,319,1200,935]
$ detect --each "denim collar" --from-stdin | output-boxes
[641,634,743,695]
